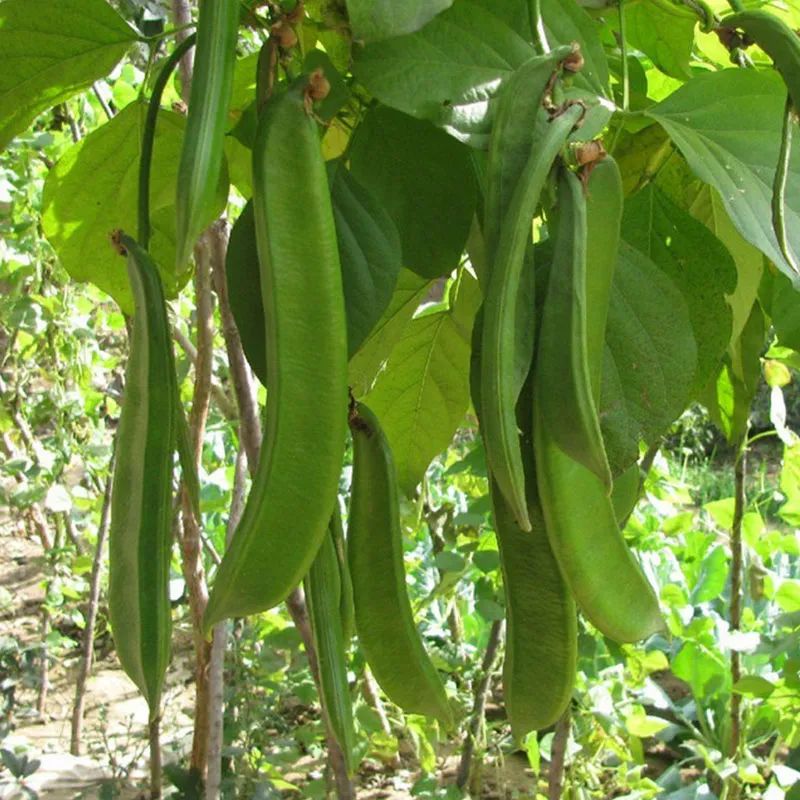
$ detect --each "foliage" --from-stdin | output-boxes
[2,0,800,798]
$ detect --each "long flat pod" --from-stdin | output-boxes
[481,103,584,532]
[175,0,239,268]
[483,48,574,410]
[532,416,664,643]
[492,479,576,739]
[109,232,175,710]
[584,156,623,404]
[330,502,355,644]
[348,402,453,726]
[306,527,358,775]
[535,168,611,489]
[204,79,348,628]
[483,46,575,266]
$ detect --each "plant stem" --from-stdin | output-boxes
[149,710,162,798]
[37,607,50,717]
[287,589,355,799]
[727,435,747,799]
[456,619,503,789]
[549,710,571,800]
[71,468,114,755]
[529,0,550,54]
[177,227,217,781]
[172,0,196,97]
[92,83,115,120]
[209,226,262,471]
[618,0,629,113]
[205,445,248,800]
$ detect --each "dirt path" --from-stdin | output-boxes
[0,530,195,798]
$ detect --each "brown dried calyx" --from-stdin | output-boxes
[307,68,331,102]
[271,19,298,49]
[562,44,585,74]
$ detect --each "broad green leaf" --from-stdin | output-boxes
[352,1,532,147]
[685,185,764,347]
[732,676,776,698]
[0,0,136,150]
[476,598,505,622]
[600,241,697,473]
[691,546,728,604]
[647,69,800,284]
[473,549,500,573]
[329,162,402,357]
[658,154,764,347]
[41,104,212,313]
[349,107,477,279]
[621,1,696,80]
[614,123,674,196]
[672,640,729,699]
[348,270,432,395]
[226,166,403,384]
[766,271,800,352]
[361,273,481,495]
[622,185,734,398]
[472,0,610,96]
[700,303,765,443]
[776,580,800,613]
[780,441,800,527]
[433,551,466,572]
[625,713,671,738]
[346,0,453,42]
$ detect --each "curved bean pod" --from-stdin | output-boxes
[535,168,611,489]
[306,526,358,775]
[533,170,662,643]
[204,79,348,629]
[175,0,239,268]
[109,232,176,710]
[481,103,584,532]
[348,402,453,726]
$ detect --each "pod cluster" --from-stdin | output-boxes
[108,5,674,768]
[473,48,665,741]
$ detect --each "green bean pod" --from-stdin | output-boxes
[720,11,800,112]
[306,527,358,775]
[348,402,453,726]
[109,232,176,710]
[175,0,239,268]
[483,46,576,265]
[492,482,576,739]
[473,315,576,739]
[204,79,348,629]
[584,156,623,404]
[533,171,662,643]
[482,48,575,415]
[330,503,355,644]
[611,462,641,526]
[481,103,584,533]
[532,420,664,642]
[535,168,611,489]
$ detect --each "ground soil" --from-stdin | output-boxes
[0,529,551,799]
